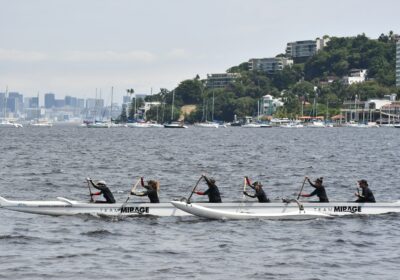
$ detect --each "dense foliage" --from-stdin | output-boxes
[141,32,399,122]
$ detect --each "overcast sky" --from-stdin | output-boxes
[0,0,399,103]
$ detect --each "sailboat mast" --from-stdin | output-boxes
[110,86,113,123]
[3,86,8,119]
[212,92,215,121]
[171,90,175,121]
[37,92,40,120]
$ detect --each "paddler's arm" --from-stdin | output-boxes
[243,191,256,198]
[307,179,317,188]
[301,189,317,198]
[131,190,149,197]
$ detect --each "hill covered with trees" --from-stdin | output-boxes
[144,32,399,123]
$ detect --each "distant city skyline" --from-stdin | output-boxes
[1,0,399,103]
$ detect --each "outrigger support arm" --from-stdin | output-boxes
[283,198,305,212]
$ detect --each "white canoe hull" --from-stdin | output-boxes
[171,201,331,220]
[1,196,400,217]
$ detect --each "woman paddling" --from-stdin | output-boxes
[300,177,329,202]
[131,178,160,203]
[194,176,222,203]
[87,178,116,204]
[243,177,270,203]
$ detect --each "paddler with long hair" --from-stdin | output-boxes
[194,175,222,203]
[243,176,270,203]
[354,179,375,203]
[300,177,329,202]
[131,177,160,203]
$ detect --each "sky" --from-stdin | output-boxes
[0,0,399,104]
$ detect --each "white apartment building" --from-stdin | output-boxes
[286,37,330,60]
[342,69,368,85]
[248,57,293,73]
[262,94,284,115]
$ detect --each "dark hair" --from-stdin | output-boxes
[358,179,368,186]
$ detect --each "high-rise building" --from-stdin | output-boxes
[396,40,400,87]
[205,73,240,89]
[77,99,85,109]
[24,97,39,108]
[286,37,329,62]
[65,96,77,107]
[45,93,56,108]
[248,57,293,73]
[86,98,104,109]
[123,95,132,104]
[7,92,23,113]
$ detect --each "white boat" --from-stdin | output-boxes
[1,195,399,217]
[86,121,110,128]
[242,123,261,128]
[171,200,400,219]
[171,201,331,220]
[0,196,187,217]
[148,122,164,128]
[127,122,152,128]
[344,122,379,128]
[280,122,304,128]
[307,121,326,128]
[194,122,220,128]
[0,119,23,128]
[30,120,53,127]
[164,122,188,128]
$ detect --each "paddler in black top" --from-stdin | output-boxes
[355,179,376,203]
[87,178,116,204]
[243,180,270,203]
[194,176,222,203]
[300,177,329,202]
[131,178,160,203]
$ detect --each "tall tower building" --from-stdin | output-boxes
[45,93,55,108]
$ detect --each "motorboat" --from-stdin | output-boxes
[86,121,110,128]
[0,119,23,128]
[127,122,152,128]
[194,122,220,128]
[164,122,188,128]
[30,120,53,127]
[280,122,304,128]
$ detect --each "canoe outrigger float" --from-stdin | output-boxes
[1,195,400,218]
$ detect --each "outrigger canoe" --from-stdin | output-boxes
[170,199,400,220]
[171,201,331,220]
[1,195,400,217]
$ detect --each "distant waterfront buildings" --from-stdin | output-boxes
[342,69,368,85]
[45,93,56,109]
[396,39,400,87]
[205,73,240,89]
[248,57,293,73]
[262,94,284,115]
[286,37,329,62]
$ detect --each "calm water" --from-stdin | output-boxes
[0,126,400,280]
